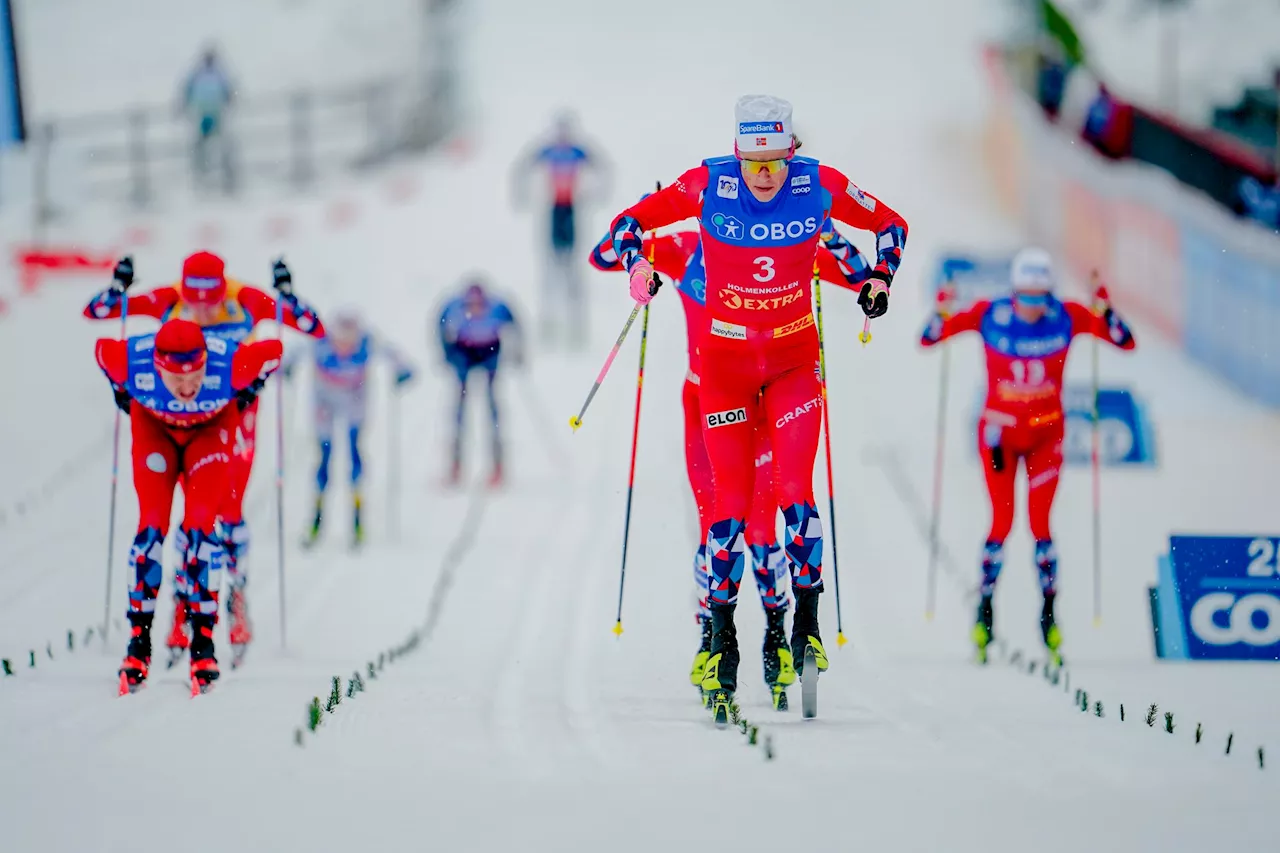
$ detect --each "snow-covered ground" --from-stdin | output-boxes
[1,1,1277,851]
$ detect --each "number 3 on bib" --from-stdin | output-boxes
[752,255,776,283]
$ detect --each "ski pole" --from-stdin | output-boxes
[613,247,662,636]
[569,301,644,431]
[273,264,288,650]
[388,384,401,541]
[1090,270,1104,627]
[925,286,954,621]
[102,273,130,642]
[812,267,847,648]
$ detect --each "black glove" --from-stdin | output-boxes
[857,272,890,319]
[111,383,132,414]
[110,256,135,294]
[271,258,293,298]
[235,377,269,411]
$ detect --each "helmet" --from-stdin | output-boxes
[181,251,227,305]
[1010,247,1054,293]
[153,319,208,374]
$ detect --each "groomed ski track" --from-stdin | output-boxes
[1,1,1278,850]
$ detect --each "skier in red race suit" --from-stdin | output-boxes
[95,319,283,693]
[590,203,876,709]
[920,248,1135,665]
[85,253,323,658]
[607,95,908,715]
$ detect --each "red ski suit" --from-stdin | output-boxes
[921,297,1136,544]
[85,282,324,530]
[611,160,907,605]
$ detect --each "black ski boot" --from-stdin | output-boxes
[1041,592,1063,666]
[790,588,829,678]
[118,612,154,695]
[973,594,995,663]
[701,603,739,727]
[763,607,795,711]
[188,614,220,694]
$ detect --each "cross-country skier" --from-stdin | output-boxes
[95,319,283,693]
[437,279,522,487]
[84,253,323,663]
[920,248,1135,665]
[589,195,875,710]
[286,309,415,547]
[513,111,610,346]
[605,95,908,721]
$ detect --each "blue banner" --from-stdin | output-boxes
[1152,535,1280,661]
[0,0,23,146]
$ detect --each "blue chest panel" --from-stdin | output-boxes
[443,300,511,348]
[678,240,708,305]
[315,335,372,384]
[126,332,235,420]
[698,156,826,247]
[979,297,1074,359]
[537,144,588,174]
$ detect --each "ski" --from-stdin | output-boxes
[801,646,818,719]
[165,646,186,670]
[229,644,248,670]
[771,684,789,712]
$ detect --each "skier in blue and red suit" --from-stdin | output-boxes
[921,248,1135,665]
[604,94,909,715]
[95,319,283,693]
[590,193,875,710]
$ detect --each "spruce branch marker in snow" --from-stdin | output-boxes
[1094,701,1103,718]
[308,698,322,732]
[1120,704,1125,722]
[1226,733,1234,755]
[1164,712,1175,734]
[2,659,12,676]
[1146,704,1158,726]
[1195,723,1202,744]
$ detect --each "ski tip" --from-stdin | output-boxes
[190,676,199,698]
[611,620,624,638]
[117,672,129,697]
[836,632,848,648]
[1093,616,1103,628]
[924,610,935,622]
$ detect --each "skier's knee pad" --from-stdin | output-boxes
[980,540,1005,596]
[1034,539,1058,595]
[705,518,747,606]
[180,528,227,616]
[127,527,166,612]
[781,502,823,590]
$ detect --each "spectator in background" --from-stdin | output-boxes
[181,46,236,194]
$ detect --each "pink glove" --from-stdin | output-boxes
[628,258,656,304]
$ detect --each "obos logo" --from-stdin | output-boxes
[706,407,748,428]
[748,217,819,242]
[709,213,745,241]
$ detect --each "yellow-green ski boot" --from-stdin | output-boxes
[1041,592,1063,667]
[690,616,713,700]
[974,594,994,664]
[763,608,794,711]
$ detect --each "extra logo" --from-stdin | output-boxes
[775,396,822,429]
[134,372,156,391]
[706,407,748,428]
[719,288,804,312]
[717,175,739,200]
[709,213,745,241]
[846,183,876,212]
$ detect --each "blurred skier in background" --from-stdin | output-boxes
[85,252,324,666]
[589,189,876,711]
[512,111,610,347]
[920,248,1136,666]
[180,46,236,193]
[286,309,415,549]
[437,279,521,487]
[94,319,282,694]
